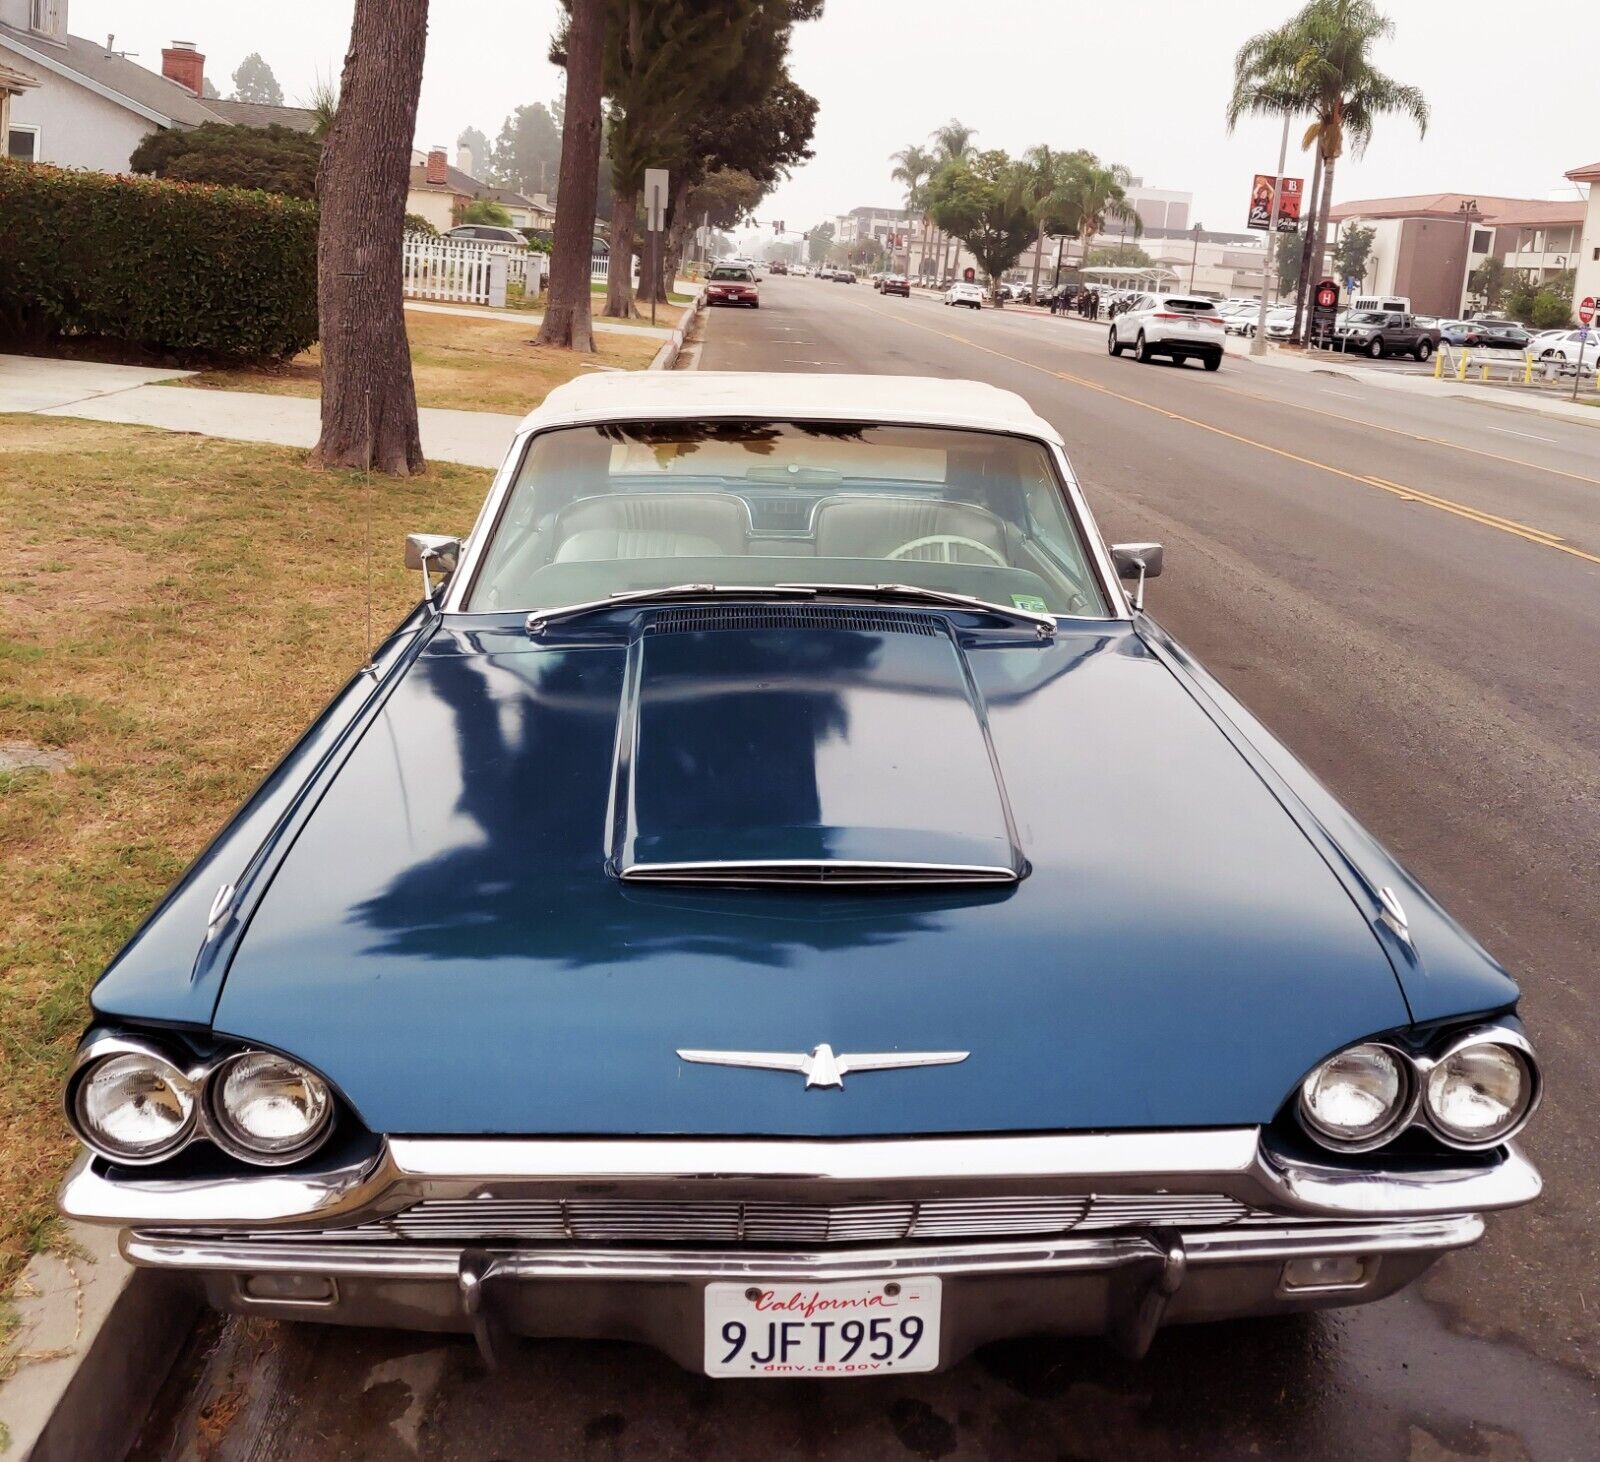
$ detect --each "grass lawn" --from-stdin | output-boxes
[180,310,663,413]
[0,417,491,1294]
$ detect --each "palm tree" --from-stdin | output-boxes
[1228,0,1427,333]
[1073,160,1142,278]
[1022,146,1079,302]
[890,143,935,279]
[928,120,976,279]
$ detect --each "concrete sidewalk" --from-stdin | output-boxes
[405,299,673,338]
[1,355,517,468]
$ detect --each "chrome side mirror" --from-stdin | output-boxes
[1110,542,1163,611]
[405,533,461,608]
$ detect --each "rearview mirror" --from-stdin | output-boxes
[1110,542,1163,611]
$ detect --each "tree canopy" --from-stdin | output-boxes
[130,122,319,198]
[925,150,1035,290]
[230,53,284,107]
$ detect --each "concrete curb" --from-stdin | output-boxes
[649,290,706,371]
[0,1219,200,1461]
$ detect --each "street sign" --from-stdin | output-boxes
[1311,277,1339,345]
[1580,295,1596,325]
[644,168,669,233]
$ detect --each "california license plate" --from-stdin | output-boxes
[704,1278,941,1377]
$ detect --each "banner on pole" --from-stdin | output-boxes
[1248,174,1304,232]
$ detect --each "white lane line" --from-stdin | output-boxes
[1323,391,1364,400]
[1484,426,1557,442]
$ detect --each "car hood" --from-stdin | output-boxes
[197,617,1417,1138]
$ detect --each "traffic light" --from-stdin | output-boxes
[774,220,784,234]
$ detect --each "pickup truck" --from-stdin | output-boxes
[1330,310,1441,360]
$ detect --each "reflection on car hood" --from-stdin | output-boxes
[168,615,1444,1138]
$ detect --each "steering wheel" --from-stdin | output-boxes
[885,535,1008,567]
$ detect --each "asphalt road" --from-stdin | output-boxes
[134,279,1600,1461]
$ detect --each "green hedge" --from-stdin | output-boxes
[0,160,318,361]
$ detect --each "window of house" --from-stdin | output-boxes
[1471,229,1493,254]
[7,127,39,162]
[30,0,63,37]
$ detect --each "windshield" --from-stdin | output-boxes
[464,421,1108,617]
[709,267,752,281]
[1347,311,1387,324]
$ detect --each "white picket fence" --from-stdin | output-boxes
[591,249,640,285]
[401,234,547,307]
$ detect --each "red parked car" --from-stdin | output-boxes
[706,264,759,308]
[881,275,910,297]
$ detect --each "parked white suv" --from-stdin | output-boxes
[1106,294,1227,370]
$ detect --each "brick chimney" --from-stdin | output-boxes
[161,40,204,96]
[426,147,449,186]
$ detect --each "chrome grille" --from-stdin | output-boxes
[290,1192,1263,1246]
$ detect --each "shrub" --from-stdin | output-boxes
[0,161,318,362]
[1530,291,1571,330]
[404,212,440,237]
[130,122,320,199]
[456,198,512,227]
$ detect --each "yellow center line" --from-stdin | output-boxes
[860,303,1600,570]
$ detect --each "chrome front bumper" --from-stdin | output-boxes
[60,1130,1540,1371]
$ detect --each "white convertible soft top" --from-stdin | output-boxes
[520,372,1062,444]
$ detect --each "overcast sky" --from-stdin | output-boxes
[77,0,1593,236]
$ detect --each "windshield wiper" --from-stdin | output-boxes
[525,583,817,635]
[778,582,1056,637]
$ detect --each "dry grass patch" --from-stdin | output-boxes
[0,416,491,1292]
[181,310,662,413]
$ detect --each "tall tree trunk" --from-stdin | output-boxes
[312,0,428,475]
[605,187,639,317]
[915,214,927,280]
[1303,151,1336,341]
[1029,218,1045,301]
[1292,147,1323,344]
[536,0,604,351]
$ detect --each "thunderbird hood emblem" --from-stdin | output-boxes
[676,1043,968,1089]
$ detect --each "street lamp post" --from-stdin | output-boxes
[1251,113,1292,357]
[1189,223,1203,291]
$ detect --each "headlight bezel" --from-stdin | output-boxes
[1295,1022,1541,1156]
[1296,1041,1417,1153]
[1417,1026,1541,1151]
[70,1042,200,1165]
[66,1032,340,1170]
[205,1050,335,1166]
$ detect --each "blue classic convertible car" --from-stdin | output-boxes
[61,373,1540,1376]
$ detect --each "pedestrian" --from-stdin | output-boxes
[1091,290,1101,322]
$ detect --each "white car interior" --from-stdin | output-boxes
[465,421,1108,617]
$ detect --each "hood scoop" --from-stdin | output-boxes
[610,611,1023,887]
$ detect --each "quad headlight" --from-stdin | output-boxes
[1298,1043,1410,1151]
[1296,1027,1540,1155]
[208,1051,333,1163]
[73,1052,197,1163]
[69,1038,337,1167]
[1422,1040,1537,1149]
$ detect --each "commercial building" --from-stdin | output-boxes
[1567,160,1600,316]
[1326,193,1587,317]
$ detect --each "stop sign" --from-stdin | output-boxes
[1580,296,1596,325]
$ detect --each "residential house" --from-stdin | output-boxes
[0,0,314,172]
[407,144,547,232]
[1326,193,1587,317]
[0,49,36,148]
